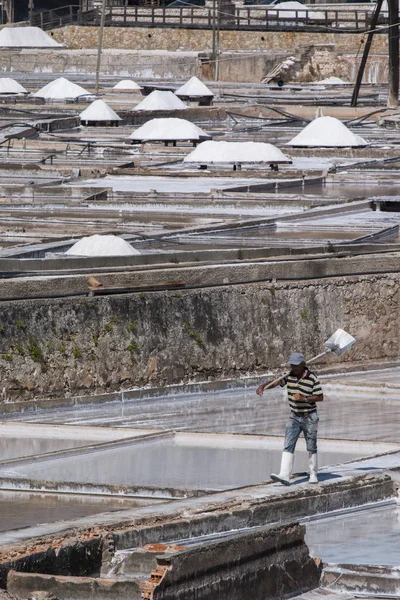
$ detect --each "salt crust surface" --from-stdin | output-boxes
[65,234,139,257]
[113,80,142,90]
[0,78,27,94]
[131,118,210,141]
[34,77,90,100]
[184,141,290,163]
[269,1,324,19]
[80,99,121,122]
[175,76,214,97]
[133,90,188,111]
[287,116,367,147]
[0,27,62,48]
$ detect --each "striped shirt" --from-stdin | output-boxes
[280,368,323,415]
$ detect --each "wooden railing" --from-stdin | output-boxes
[29,5,97,30]
[29,3,387,33]
[100,5,386,31]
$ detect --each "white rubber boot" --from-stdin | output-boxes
[270,451,294,485]
[309,452,318,484]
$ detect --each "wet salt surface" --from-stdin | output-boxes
[15,379,400,443]
[305,503,400,566]
[0,436,368,491]
[0,436,88,461]
[68,176,269,194]
[0,490,157,533]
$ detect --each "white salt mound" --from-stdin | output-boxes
[130,118,210,141]
[133,90,187,112]
[65,235,139,257]
[269,1,324,19]
[34,77,90,100]
[315,76,348,85]
[287,116,367,147]
[113,79,142,90]
[0,78,27,94]
[184,141,290,164]
[0,27,62,48]
[80,99,121,122]
[175,76,214,98]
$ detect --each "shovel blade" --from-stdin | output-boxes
[325,328,356,356]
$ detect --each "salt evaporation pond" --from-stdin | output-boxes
[305,502,400,566]
[0,490,157,535]
[0,434,371,491]
[67,176,269,193]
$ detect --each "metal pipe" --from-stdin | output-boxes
[351,0,383,107]
[95,0,107,95]
[387,0,399,108]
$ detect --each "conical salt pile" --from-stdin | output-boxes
[34,77,90,100]
[0,78,27,94]
[287,116,367,147]
[0,27,62,48]
[113,79,141,91]
[175,76,214,98]
[184,141,290,164]
[80,99,121,122]
[130,118,211,142]
[65,235,139,257]
[133,90,187,112]
[315,77,348,85]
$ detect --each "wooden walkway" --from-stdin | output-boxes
[30,3,387,33]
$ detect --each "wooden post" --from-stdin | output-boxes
[387,0,399,108]
[351,0,383,107]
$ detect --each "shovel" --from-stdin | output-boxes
[261,328,356,390]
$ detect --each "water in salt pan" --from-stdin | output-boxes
[305,503,400,565]
[65,234,139,257]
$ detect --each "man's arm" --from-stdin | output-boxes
[256,374,286,396]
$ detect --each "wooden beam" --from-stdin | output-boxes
[387,0,399,108]
[351,0,383,107]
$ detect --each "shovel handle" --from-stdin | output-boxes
[263,373,287,390]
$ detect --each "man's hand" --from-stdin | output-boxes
[293,392,306,402]
[256,384,265,396]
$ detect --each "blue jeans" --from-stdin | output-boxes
[284,412,319,454]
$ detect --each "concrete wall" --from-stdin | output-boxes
[47,27,390,82]
[7,524,321,600]
[51,25,388,55]
[0,27,388,82]
[0,272,397,405]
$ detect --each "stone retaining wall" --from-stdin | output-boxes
[0,272,397,405]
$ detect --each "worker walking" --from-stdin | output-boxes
[256,352,324,485]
